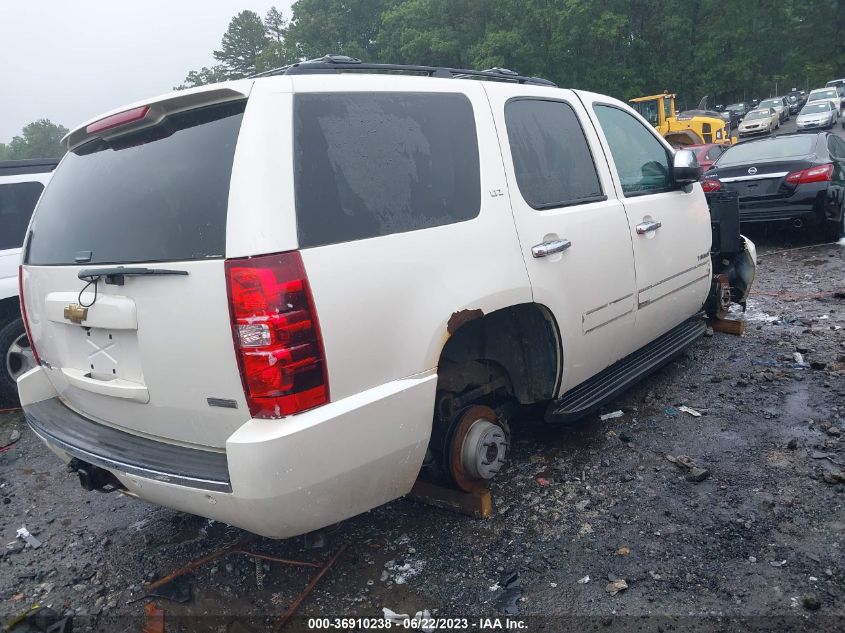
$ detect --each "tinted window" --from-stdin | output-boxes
[594,105,672,196]
[828,135,845,160]
[294,92,480,248]
[0,182,43,250]
[716,136,817,166]
[505,99,603,209]
[705,146,724,161]
[27,101,245,265]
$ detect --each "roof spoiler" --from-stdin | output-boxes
[63,85,251,152]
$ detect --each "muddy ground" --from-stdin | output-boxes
[1,227,844,633]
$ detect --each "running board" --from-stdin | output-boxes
[546,317,706,424]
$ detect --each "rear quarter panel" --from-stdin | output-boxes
[231,76,532,402]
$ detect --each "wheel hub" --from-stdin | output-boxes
[460,419,507,481]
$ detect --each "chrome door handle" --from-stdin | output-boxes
[636,220,662,234]
[531,239,571,258]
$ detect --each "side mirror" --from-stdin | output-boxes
[673,149,702,185]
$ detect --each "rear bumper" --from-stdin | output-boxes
[734,183,836,226]
[20,366,435,538]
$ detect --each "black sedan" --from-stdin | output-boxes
[701,132,845,239]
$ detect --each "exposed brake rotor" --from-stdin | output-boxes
[448,405,508,492]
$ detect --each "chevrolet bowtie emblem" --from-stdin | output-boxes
[64,304,88,324]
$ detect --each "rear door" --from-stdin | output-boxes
[21,94,251,449]
[484,83,638,392]
[581,92,712,347]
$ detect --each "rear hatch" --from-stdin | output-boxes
[21,91,250,449]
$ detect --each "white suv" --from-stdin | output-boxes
[0,159,57,404]
[18,58,756,538]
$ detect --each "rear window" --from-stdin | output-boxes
[294,92,480,248]
[716,136,817,166]
[0,181,44,250]
[505,98,604,209]
[27,101,245,265]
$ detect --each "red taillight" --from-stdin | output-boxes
[785,163,834,185]
[18,266,41,368]
[702,179,722,192]
[225,252,328,418]
[86,105,150,134]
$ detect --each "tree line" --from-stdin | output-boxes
[180,0,844,109]
[0,120,68,161]
[5,0,841,160]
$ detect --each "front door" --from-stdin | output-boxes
[485,84,638,393]
[583,95,712,347]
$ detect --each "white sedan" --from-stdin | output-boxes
[737,108,779,136]
[796,101,838,129]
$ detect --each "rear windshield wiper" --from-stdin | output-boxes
[78,267,189,286]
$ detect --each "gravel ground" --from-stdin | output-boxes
[1,227,844,633]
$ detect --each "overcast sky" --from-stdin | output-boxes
[0,0,294,142]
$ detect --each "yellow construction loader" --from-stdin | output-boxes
[629,92,736,146]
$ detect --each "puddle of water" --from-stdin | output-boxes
[732,299,778,323]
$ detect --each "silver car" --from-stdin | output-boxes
[796,101,837,130]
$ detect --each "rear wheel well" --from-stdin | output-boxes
[437,302,560,408]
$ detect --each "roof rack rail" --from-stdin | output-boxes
[251,54,556,86]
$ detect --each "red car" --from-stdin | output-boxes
[685,143,728,171]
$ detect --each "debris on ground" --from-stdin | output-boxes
[770,560,787,568]
[616,547,630,556]
[145,575,192,604]
[605,578,628,595]
[0,428,21,452]
[678,406,701,417]
[802,593,821,611]
[665,454,711,482]
[600,410,624,421]
[143,602,165,633]
[577,575,590,584]
[382,607,409,624]
[494,570,523,615]
[16,526,42,549]
[663,407,679,417]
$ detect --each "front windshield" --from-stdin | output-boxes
[744,110,769,120]
[809,90,837,101]
[759,99,780,108]
[801,103,831,114]
[726,104,743,111]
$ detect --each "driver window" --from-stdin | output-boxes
[594,105,673,196]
